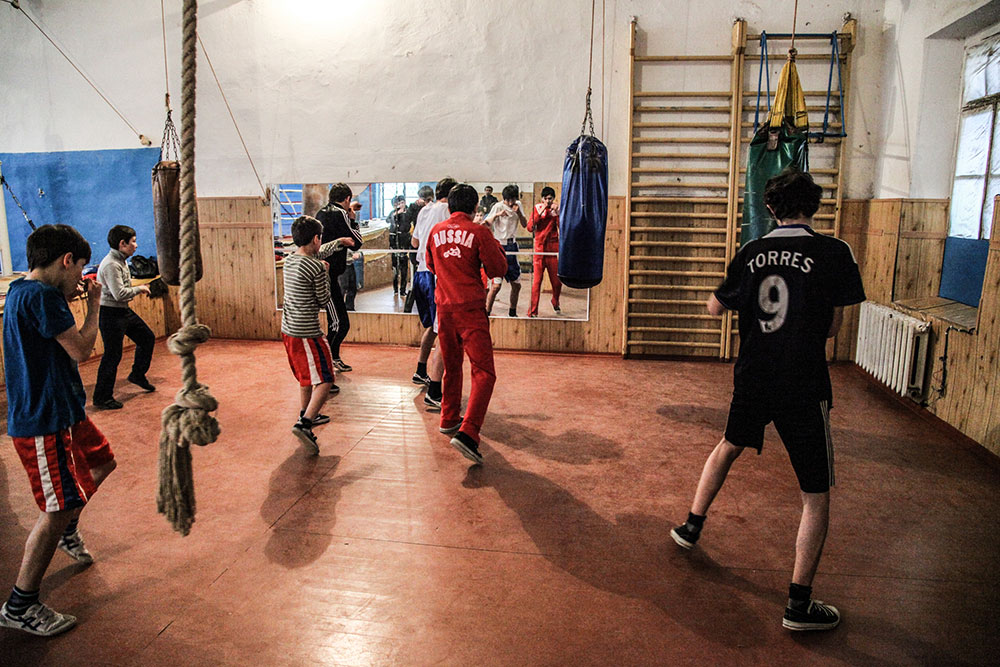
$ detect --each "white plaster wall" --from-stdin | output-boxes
[1,0,885,198]
[874,0,995,198]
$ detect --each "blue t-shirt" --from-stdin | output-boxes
[3,278,87,437]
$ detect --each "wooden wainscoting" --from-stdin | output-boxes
[191,196,625,355]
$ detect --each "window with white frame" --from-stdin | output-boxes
[951,33,1000,239]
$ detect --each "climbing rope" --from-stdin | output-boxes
[156,0,220,537]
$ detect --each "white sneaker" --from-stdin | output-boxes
[0,601,77,636]
[57,530,94,565]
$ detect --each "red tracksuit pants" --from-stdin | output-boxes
[529,248,561,317]
[438,307,495,443]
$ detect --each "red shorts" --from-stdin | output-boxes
[12,417,115,512]
[282,333,336,387]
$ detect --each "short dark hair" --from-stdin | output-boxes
[418,185,434,200]
[291,215,323,247]
[107,224,136,250]
[541,186,555,198]
[763,170,822,221]
[448,184,478,215]
[501,184,519,202]
[27,224,91,270]
[328,183,352,205]
[484,186,493,193]
[435,177,458,201]
[392,195,406,205]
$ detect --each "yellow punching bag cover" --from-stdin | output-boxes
[152,160,202,285]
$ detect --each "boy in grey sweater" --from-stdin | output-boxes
[92,225,155,410]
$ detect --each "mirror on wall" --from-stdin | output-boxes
[270,181,589,321]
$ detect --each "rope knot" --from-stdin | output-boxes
[167,323,212,356]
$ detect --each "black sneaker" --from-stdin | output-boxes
[508,308,516,317]
[552,304,561,314]
[93,398,123,410]
[412,371,430,385]
[670,523,700,550]
[424,394,442,411]
[450,432,483,464]
[783,599,841,631]
[301,412,330,426]
[291,422,319,454]
[329,384,340,395]
[332,358,352,372]
[127,375,156,392]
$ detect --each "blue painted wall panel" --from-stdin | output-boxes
[0,148,161,272]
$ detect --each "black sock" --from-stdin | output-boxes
[428,380,442,400]
[63,518,79,538]
[686,512,706,531]
[298,416,313,428]
[6,586,39,616]
[416,362,427,376]
[788,583,812,607]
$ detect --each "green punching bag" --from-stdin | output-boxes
[743,53,810,243]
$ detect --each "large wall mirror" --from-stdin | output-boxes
[270,181,590,321]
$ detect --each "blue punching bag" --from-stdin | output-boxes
[558,134,608,289]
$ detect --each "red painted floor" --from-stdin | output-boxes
[1,340,998,665]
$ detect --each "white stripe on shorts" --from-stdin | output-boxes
[820,400,835,487]
[35,435,59,511]
[302,338,321,385]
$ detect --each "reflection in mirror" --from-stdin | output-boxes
[270,182,589,321]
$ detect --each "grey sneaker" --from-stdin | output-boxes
[783,599,841,631]
[0,602,77,637]
[292,422,319,454]
[57,530,94,564]
[439,420,462,435]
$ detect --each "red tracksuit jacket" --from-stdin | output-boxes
[426,212,508,311]
[528,203,560,251]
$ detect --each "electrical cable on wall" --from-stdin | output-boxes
[3,0,151,145]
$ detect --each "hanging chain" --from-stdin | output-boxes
[160,110,181,162]
[580,88,596,137]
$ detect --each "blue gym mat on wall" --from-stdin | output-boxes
[938,236,990,307]
[1,147,160,272]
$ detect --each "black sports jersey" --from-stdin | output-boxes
[716,224,865,403]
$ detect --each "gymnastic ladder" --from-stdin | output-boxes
[623,17,856,360]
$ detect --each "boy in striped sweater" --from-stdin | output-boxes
[282,216,355,453]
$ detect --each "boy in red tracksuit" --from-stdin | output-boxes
[425,183,508,464]
[527,186,562,317]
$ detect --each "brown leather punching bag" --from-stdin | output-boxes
[152,160,202,285]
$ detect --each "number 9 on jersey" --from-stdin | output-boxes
[757,275,788,333]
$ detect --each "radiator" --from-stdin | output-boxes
[855,302,931,399]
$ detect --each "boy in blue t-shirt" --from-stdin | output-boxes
[0,224,118,637]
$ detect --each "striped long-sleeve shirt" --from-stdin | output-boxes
[280,240,343,337]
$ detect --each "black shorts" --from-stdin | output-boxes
[724,395,835,493]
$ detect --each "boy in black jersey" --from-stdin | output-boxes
[670,171,865,632]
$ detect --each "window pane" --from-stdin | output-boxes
[950,176,985,238]
[965,46,989,102]
[982,176,1000,238]
[956,109,991,176]
[988,43,1000,96]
